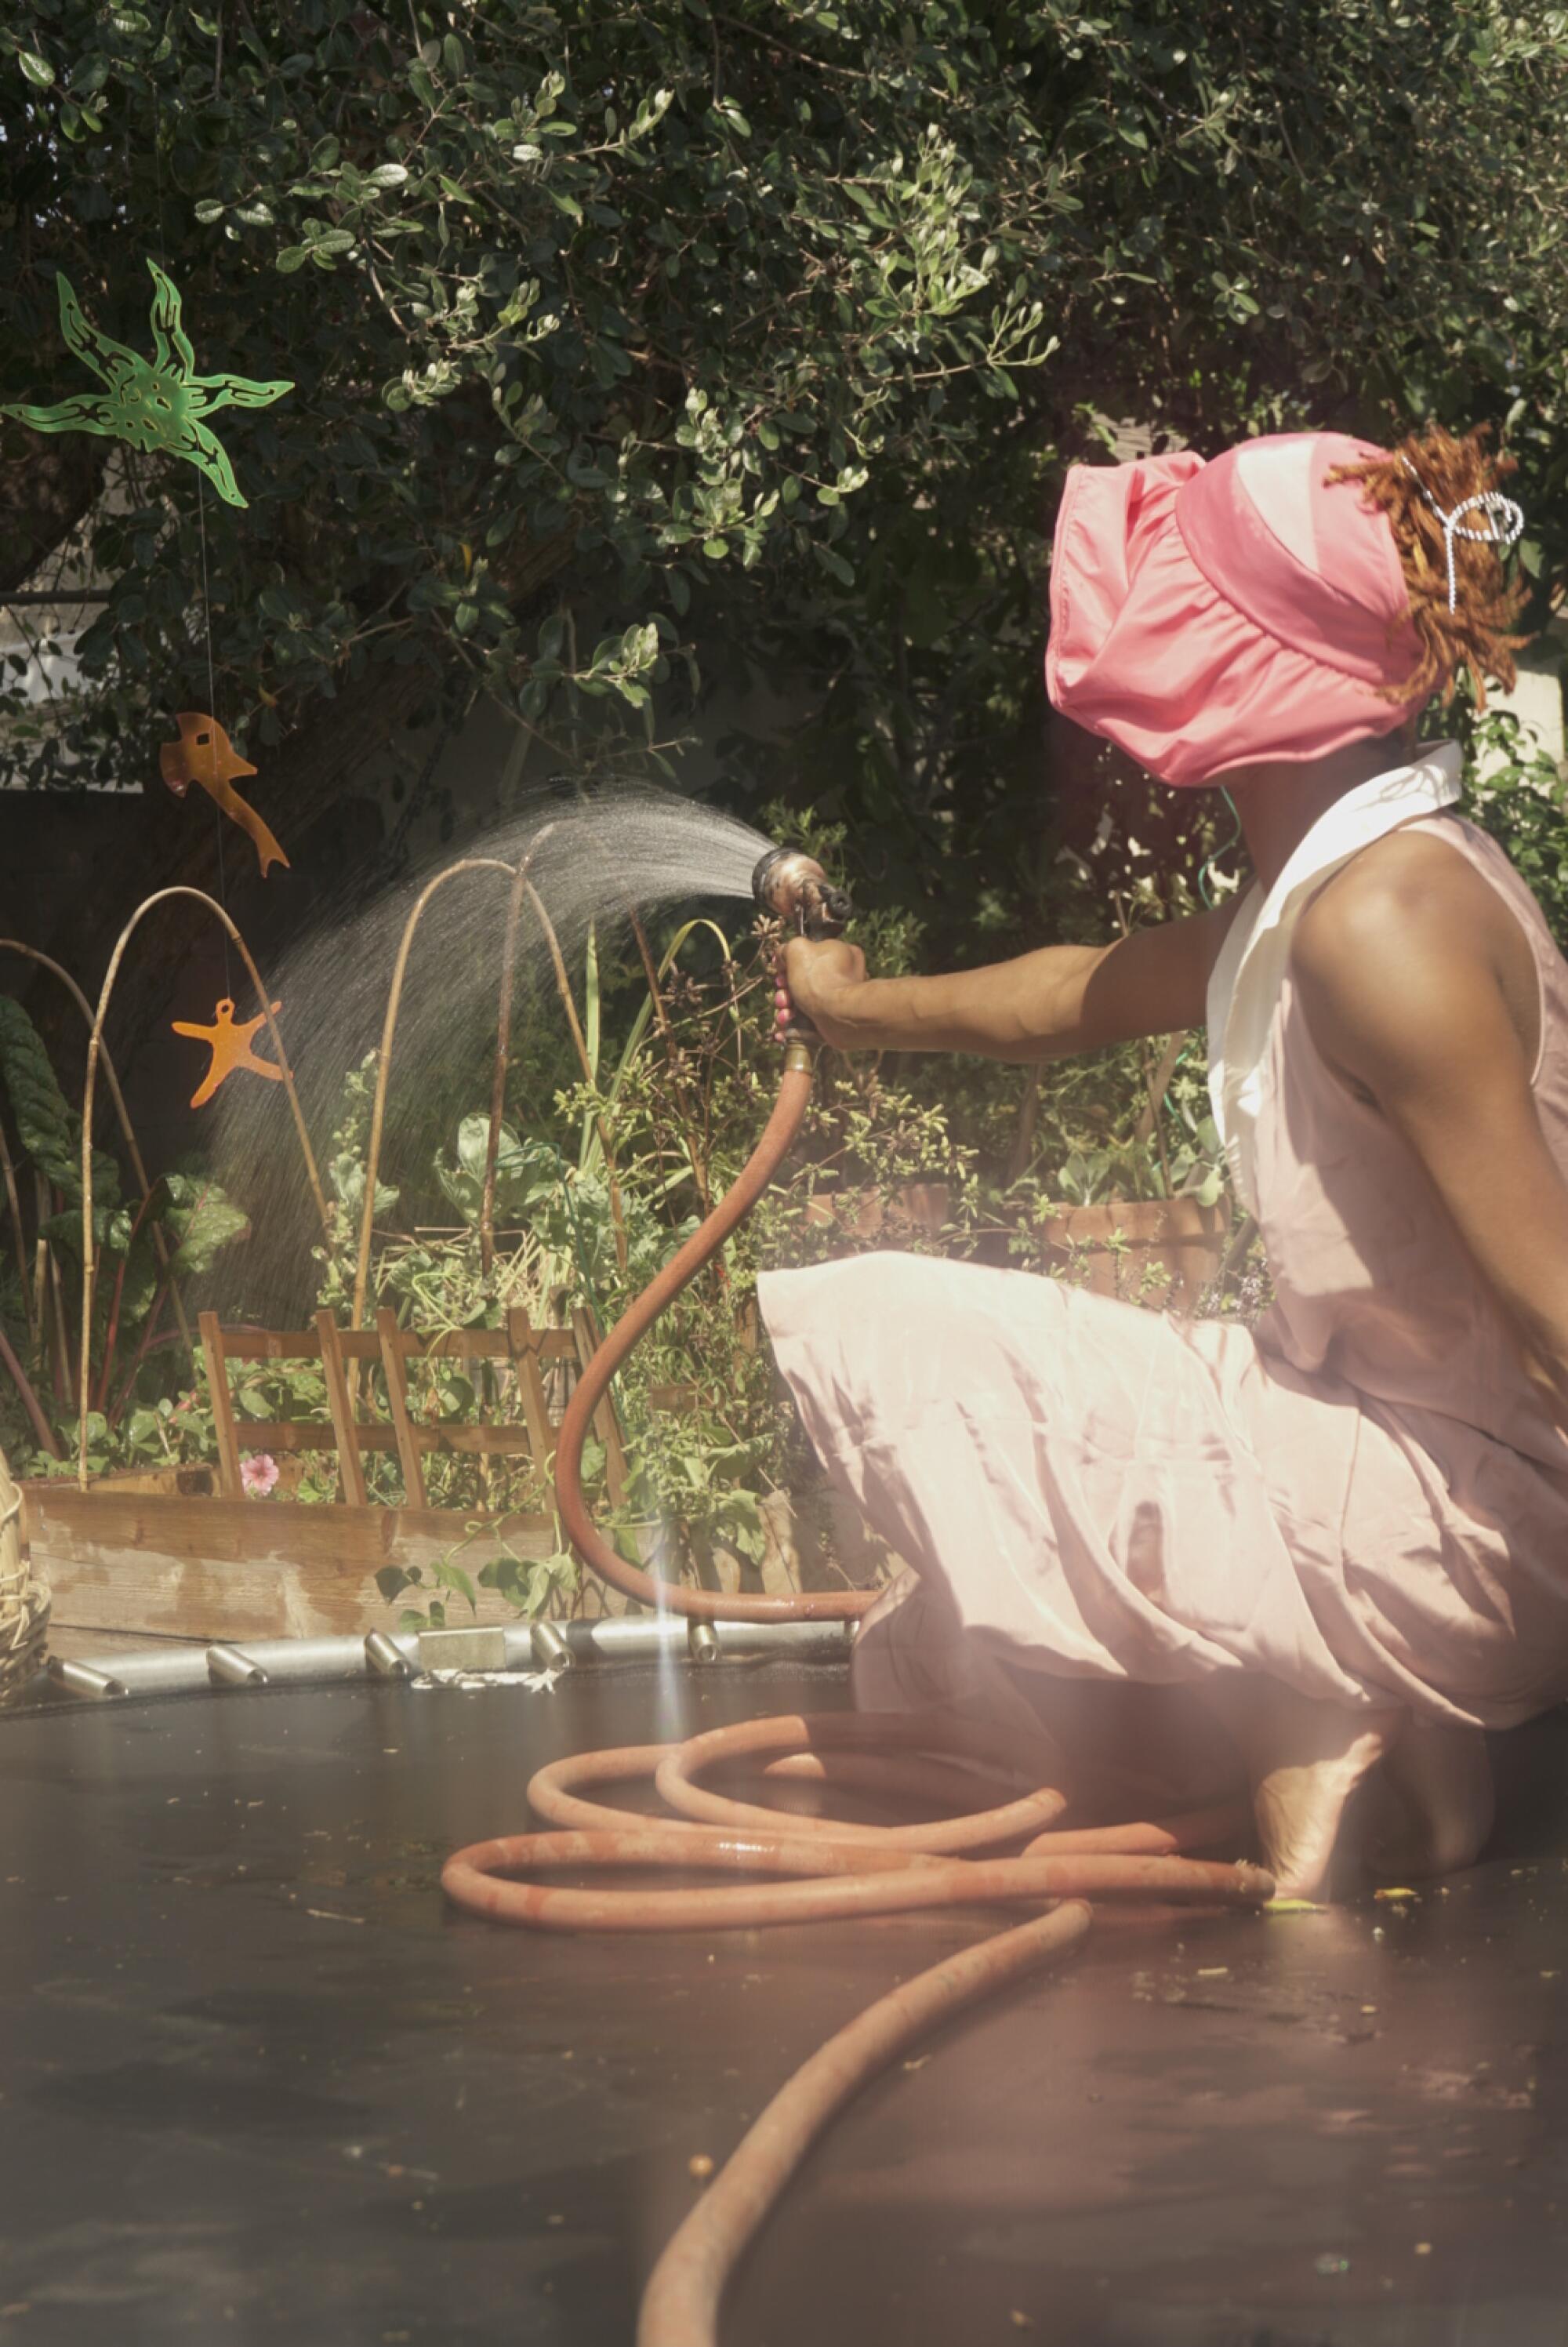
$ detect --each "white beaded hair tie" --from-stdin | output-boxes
[1399,453,1526,614]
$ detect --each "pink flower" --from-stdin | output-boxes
[240,1451,280,1498]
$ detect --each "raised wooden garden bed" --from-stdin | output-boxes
[23,1308,622,1644]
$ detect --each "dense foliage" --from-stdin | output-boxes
[5,0,1568,968]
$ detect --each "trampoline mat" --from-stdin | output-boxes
[2,1660,1567,2345]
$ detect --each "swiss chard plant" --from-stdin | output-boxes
[0,997,249,1476]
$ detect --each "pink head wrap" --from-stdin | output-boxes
[1045,431,1426,788]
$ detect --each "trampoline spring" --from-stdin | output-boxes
[47,1656,126,1702]
[529,1620,574,1673]
[364,1629,412,1680]
[206,1644,269,1689]
[687,1621,722,1666]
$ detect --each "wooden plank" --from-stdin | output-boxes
[377,1327,579,1363]
[409,1425,537,1457]
[507,1306,556,1477]
[199,1311,244,1500]
[314,1310,369,1506]
[376,1307,426,1505]
[572,1306,629,1506]
[224,1419,542,1460]
[28,1487,560,1639]
[437,1328,578,1361]
[223,1420,397,1455]
[227,1328,533,1365]
[219,1328,331,1361]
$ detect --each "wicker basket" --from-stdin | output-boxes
[0,1451,49,1702]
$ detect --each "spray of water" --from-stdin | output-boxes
[205,782,779,1321]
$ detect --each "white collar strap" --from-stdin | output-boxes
[1205,741,1464,1216]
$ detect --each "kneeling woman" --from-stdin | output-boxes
[762,425,1568,1899]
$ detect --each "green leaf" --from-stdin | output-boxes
[160,1172,249,1277]
[109,1221,162,1327]
[439,1115,536,1224]
[18,49,56,89]
[0,997,94,1195]
[328,1150,400,1218]
[125,1406,162,1453]
[455,1114,493,1185]
[434,1558,477,1611]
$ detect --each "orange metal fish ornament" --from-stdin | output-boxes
[171,996,286,1110]
[160,714,290,877]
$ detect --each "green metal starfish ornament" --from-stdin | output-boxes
[1,260,292,508]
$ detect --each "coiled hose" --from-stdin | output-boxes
[443,1039,1273,2345]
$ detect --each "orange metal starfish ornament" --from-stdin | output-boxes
[160,714,290,877]
[171,996,286,1110]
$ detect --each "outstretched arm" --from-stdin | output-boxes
[782,899,1240,1063]
[1293,831,1568,1430]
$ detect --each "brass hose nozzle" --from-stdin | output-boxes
[750,847,854,938]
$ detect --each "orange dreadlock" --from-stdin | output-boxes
[1328,422,1532,714]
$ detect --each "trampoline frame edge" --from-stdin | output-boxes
[7,1615,857,1709]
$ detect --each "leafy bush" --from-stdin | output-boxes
[6,0,1568,1029]
[1462,707,1568,954]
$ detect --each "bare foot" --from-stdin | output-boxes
[1376,1717,1494,1880]
[1205,1679,1401,1900]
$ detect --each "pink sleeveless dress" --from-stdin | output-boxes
[760,811,1568,1732]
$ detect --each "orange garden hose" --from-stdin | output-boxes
[553,1039,872,1622]
[445,1037,1274,2345]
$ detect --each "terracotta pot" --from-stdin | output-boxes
[802,1182,952,1241]
[1037,1196,1229,1315]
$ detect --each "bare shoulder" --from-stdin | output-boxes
[1293,827,1514,995]
[1291,826,1536,1091]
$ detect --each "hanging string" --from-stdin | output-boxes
[151,72,231,995]
[151,82,164,255]
[196,474,234,995]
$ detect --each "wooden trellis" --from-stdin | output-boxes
[199,1306,627,1509]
